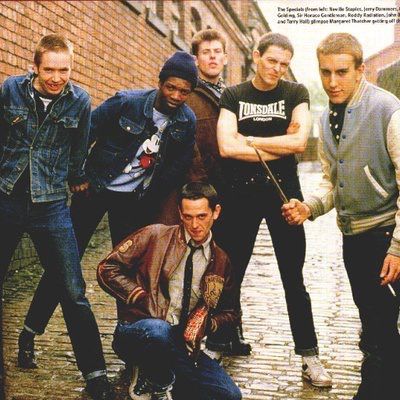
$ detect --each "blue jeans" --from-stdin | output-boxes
[209,174,318,356]
[23,188,155,336]
[0,191,106,378]
[112,319,241,400]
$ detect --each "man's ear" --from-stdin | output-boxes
[178,205,183,221]
[213,204,221,221]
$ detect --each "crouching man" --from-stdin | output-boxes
[97,182,242,400]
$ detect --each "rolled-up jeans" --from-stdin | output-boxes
[112,318,242,400]
[0,191,106,378]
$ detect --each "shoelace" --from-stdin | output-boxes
[134,371,152,395]
[304,357,325,375]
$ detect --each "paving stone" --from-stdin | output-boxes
[2,162,375,399]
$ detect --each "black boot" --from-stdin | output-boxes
[352,353,383,400]
[86,375,114,400]
[229,325,252,356]
[206,324,252,356]
[17,329,37,369]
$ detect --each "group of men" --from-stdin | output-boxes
[0,26,398,400]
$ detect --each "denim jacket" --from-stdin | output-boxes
[86,89,196,198]
[0,73,90,202]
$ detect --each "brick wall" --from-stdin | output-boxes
[0,0,252,107]
[1,0,268,271]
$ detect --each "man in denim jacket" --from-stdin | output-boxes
[18,51,198,381]
[0,34,112,399]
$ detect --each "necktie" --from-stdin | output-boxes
[179,242,201,327]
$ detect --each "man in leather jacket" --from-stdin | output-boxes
[97,182,241,400]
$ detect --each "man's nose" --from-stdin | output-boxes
[329,74,338,87]
[51,72,61,82]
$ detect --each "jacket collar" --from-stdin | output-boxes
[20,72,76,99]
[144,88,189,123]
[347,76,368,108]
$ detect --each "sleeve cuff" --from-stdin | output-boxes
[304,195,325,221]
[388,238,400,257]
[127,287,147,304]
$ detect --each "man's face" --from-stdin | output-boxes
[253,45,292,90]
[33,51,71,97]
[156,77,192,114]
[195,40,227,82]
[179,198,221,245]
[318,53,365,104]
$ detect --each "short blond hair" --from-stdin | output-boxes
[317,33,363,68]
[34,34,73,66]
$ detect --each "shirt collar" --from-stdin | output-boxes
[184,229,212,261]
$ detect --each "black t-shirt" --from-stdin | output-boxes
[220,79,309,184]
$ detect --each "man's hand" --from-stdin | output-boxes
[281,198,311,225]
[380,254,400,285]
[69,181,90,193]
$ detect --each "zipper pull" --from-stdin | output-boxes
[12,115,23,125]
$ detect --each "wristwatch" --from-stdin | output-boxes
[246,136,255,146]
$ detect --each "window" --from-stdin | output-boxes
[190,7,202,36]
[171,0,183,36]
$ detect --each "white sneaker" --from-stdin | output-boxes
[129,365,152,400]
[302,356,332,387]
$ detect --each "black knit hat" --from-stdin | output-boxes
[159,51,198,90]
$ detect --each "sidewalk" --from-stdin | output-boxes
[3,162,362,399]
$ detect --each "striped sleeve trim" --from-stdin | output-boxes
[127,287,146,304]
[210,318,218,333]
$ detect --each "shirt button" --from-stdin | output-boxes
[127,126,131,131]
[342,135,346,139]
[339,159,344,164]
[341,206,345,210]
[339,183,344,188]
[108,174,113,178]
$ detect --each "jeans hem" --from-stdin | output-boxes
[85,369,107,381]
[24,324,44,336]
[295,346,319,356]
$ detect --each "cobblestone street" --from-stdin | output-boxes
[3,162,363,399]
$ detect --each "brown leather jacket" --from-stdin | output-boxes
[185,79,223,184]
[97,224,239,335]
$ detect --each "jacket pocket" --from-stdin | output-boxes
[3,107,29,133]
[119,116,142,135]
[364,165,389,198]
[57,116,79,129]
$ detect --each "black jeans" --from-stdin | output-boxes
[343,225,400,398]
[23,189,154,342]
[209,174,318,355]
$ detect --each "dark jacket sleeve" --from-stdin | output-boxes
[67,94,90,186]
[88,92,125,148]
[97,225,154,305]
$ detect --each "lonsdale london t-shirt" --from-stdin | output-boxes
[220,79,310,184]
